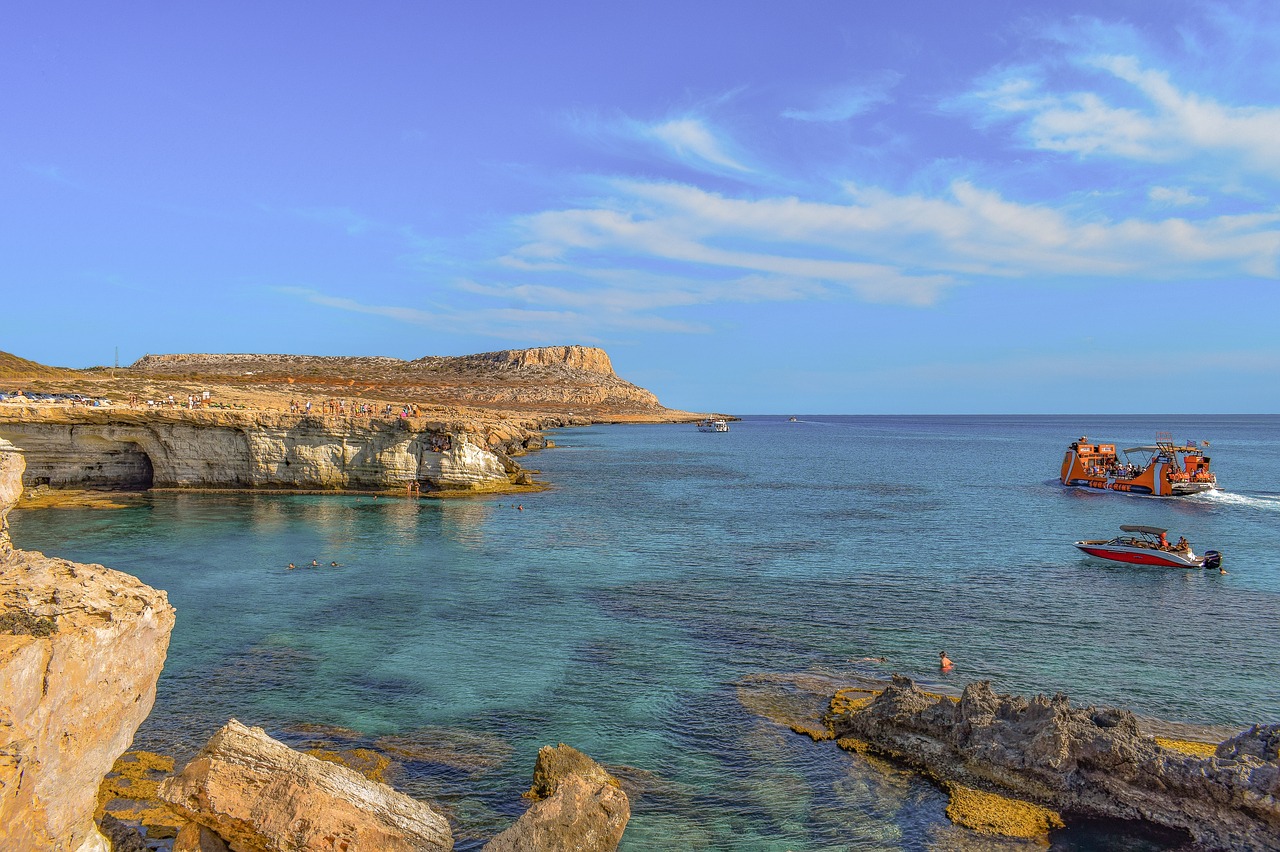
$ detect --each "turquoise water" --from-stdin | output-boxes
[11,415,1280,850]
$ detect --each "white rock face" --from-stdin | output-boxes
[0,444,176,852]
[0,411,521,492]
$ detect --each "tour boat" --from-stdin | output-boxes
[1060,434,1217,497]
[696,418,729,433]
[1074,525,1222,569]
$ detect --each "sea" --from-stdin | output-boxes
[10,415,1280,851]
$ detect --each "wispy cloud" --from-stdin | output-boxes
[639,117,752,173]
[782,71,902,122]
[280,206,380,236]
[961,48,1280,178]
[501,178,1280,309]
[275,285,705,340]
[1149,185,1207,207]
[23,163,78,187]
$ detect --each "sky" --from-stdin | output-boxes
[3,1,1279,413]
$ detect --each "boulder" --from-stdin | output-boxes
[483,744,629,852]
[0,446,176,852]
[827,676,1280,850]
[158,719,453,851]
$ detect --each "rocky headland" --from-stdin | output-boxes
[793,674,1279,849]
[0,345,707,497]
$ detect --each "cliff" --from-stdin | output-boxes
[0,344,699,493]
[0,408,535,493]
[0,443,176,852]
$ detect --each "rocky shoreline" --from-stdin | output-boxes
[786,673,1280,850]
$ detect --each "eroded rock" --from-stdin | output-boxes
[483,744,629,852]
[828,675,1280,851]
[159,719,453,851]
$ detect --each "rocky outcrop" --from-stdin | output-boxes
[827,675,1280,851]
[430,346,618,376]
[1,443,176,852]
[0,410,530,493]
[159,719,453,851]
[483,744,629,852]
[0,439,23,549]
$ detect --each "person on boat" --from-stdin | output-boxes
[1176,536,1190,552]
[939,651,953,671]
[1159,532,1169,549]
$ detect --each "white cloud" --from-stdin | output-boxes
[966,53,1280,177]
[503,177,1280,306]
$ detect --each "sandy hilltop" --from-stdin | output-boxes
[0,345,712,499]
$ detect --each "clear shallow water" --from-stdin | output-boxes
[11,415,1280,850]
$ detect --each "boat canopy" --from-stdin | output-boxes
[1120,524,1167,535]
[1123,446,1162,454]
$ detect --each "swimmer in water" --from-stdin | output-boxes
[311,560,319,567]
[940,651,953,671]
[287,563,295,570]
[330,561,339,567]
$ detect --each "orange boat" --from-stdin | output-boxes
[1060,433,1217,497]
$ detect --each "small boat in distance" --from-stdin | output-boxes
[696,418,729,433]
[1074,525,1222,569]
[1060,433,1217,496]
[788,416,798,422]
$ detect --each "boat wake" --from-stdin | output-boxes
[1188,490,1280,512]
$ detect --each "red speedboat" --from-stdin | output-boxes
[1074,525,1222,569]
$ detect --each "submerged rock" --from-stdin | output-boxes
[483,744,630,852]
[827,675,1280,850]
[0,443,176,852]
[159,719,453,851]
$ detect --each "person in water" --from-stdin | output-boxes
[939,651,953,670]
[287,563,295,570]
[311,559,319,567]
[330,561,339,567]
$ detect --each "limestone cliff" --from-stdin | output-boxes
[0,408,531,493]
[0,445,176,852]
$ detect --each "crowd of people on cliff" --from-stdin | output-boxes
[288,398,423,419]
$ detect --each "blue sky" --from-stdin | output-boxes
[3,1,1279,413]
